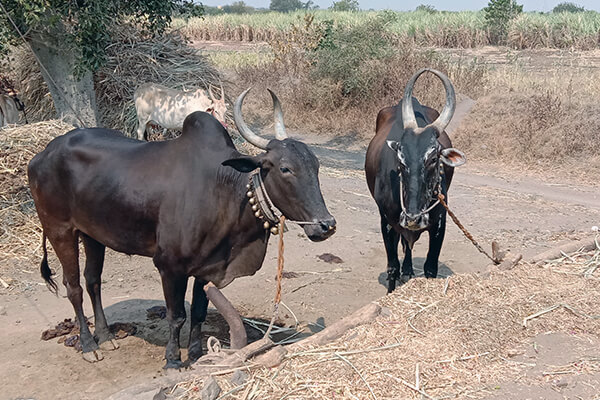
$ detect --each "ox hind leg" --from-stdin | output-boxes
[47,228,103,362]
[82,234,119,351]
[381,215,401,293]
[188,278,209,363]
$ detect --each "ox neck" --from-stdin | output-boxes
[246,169,283,235]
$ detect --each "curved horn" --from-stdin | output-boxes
[267,89,288,140]
[208,85,215,101]
[401,68,456,135]
[400,69,427,131]
[233,88,270,150]
[220,84,225,100]
[427,69,456,134]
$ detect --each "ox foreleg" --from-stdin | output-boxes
[400,236,414,282]
[158,269,188,369]
[136,118,149,141]
[424,207,446,278]
[82,234,118,351]
[187,278,209,363]
[381,215,400,293]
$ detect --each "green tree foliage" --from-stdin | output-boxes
[270,0,305,12]
[331,0,359,12]
[310,14,394,103]
[223,1,256,14]
[415,4,437,13]
[0,0,202,74]
[552,2,585,13]
[483,0,523,43]
[0,0,201,125]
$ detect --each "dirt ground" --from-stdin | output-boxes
[1,129,599,399]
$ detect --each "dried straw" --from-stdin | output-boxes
[175,245,600,399]
[0,120,71,290]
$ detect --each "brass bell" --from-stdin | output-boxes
[246,184,251,189]
[246,191,253,198]
[252,204,259,211]
[255,211,262,218]
[249,197,256,205]
[270,226,279,235]
[263,221,270,229]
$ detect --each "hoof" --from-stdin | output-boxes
[82,349,104,363]
[99,339,119,351]
[163,359,184,370]
[399,274,413,283]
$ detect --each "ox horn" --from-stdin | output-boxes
[220,84,225,100]
[208,85,215,101]
[233,88,270,150]
[267,89,288,140]
[401,68,456,135]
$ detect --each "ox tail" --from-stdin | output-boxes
[40,232,58,295]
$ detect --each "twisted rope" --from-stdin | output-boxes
[438,193,500,265]
[265,215,286,338]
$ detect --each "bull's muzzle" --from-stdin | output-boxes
[304,216,337,242]
[400,212,429,231]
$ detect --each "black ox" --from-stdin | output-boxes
[28,89,336,368]
[365,69,466,293]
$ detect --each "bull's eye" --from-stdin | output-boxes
[425,156,438,169]
[280,166,292,174]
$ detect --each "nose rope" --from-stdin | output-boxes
[398,170,441,218]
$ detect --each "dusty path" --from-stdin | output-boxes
[1,135,599,399]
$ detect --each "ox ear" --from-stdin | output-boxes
[386,140,400,152]
[440,148,466,167]
[222,156,261,172]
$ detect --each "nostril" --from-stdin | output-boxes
[319,218,336,232]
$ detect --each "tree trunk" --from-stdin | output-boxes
[29,34,98,127]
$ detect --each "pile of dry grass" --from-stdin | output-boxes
[0,121,71,288]
[173,239,600,399]
[96,26,224,135]
[1,25,224,137]
[3,46,55,122]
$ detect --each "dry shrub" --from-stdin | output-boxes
[235,16,488,136]
[177,245,600,399]
[2,25,224,137]
[454,91,600,176]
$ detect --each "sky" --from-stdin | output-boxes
[200,0,600,12]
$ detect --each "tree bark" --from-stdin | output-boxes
[29,33,98,127]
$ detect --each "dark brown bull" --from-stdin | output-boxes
[365,69,466,293]
[28,89,336,368]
